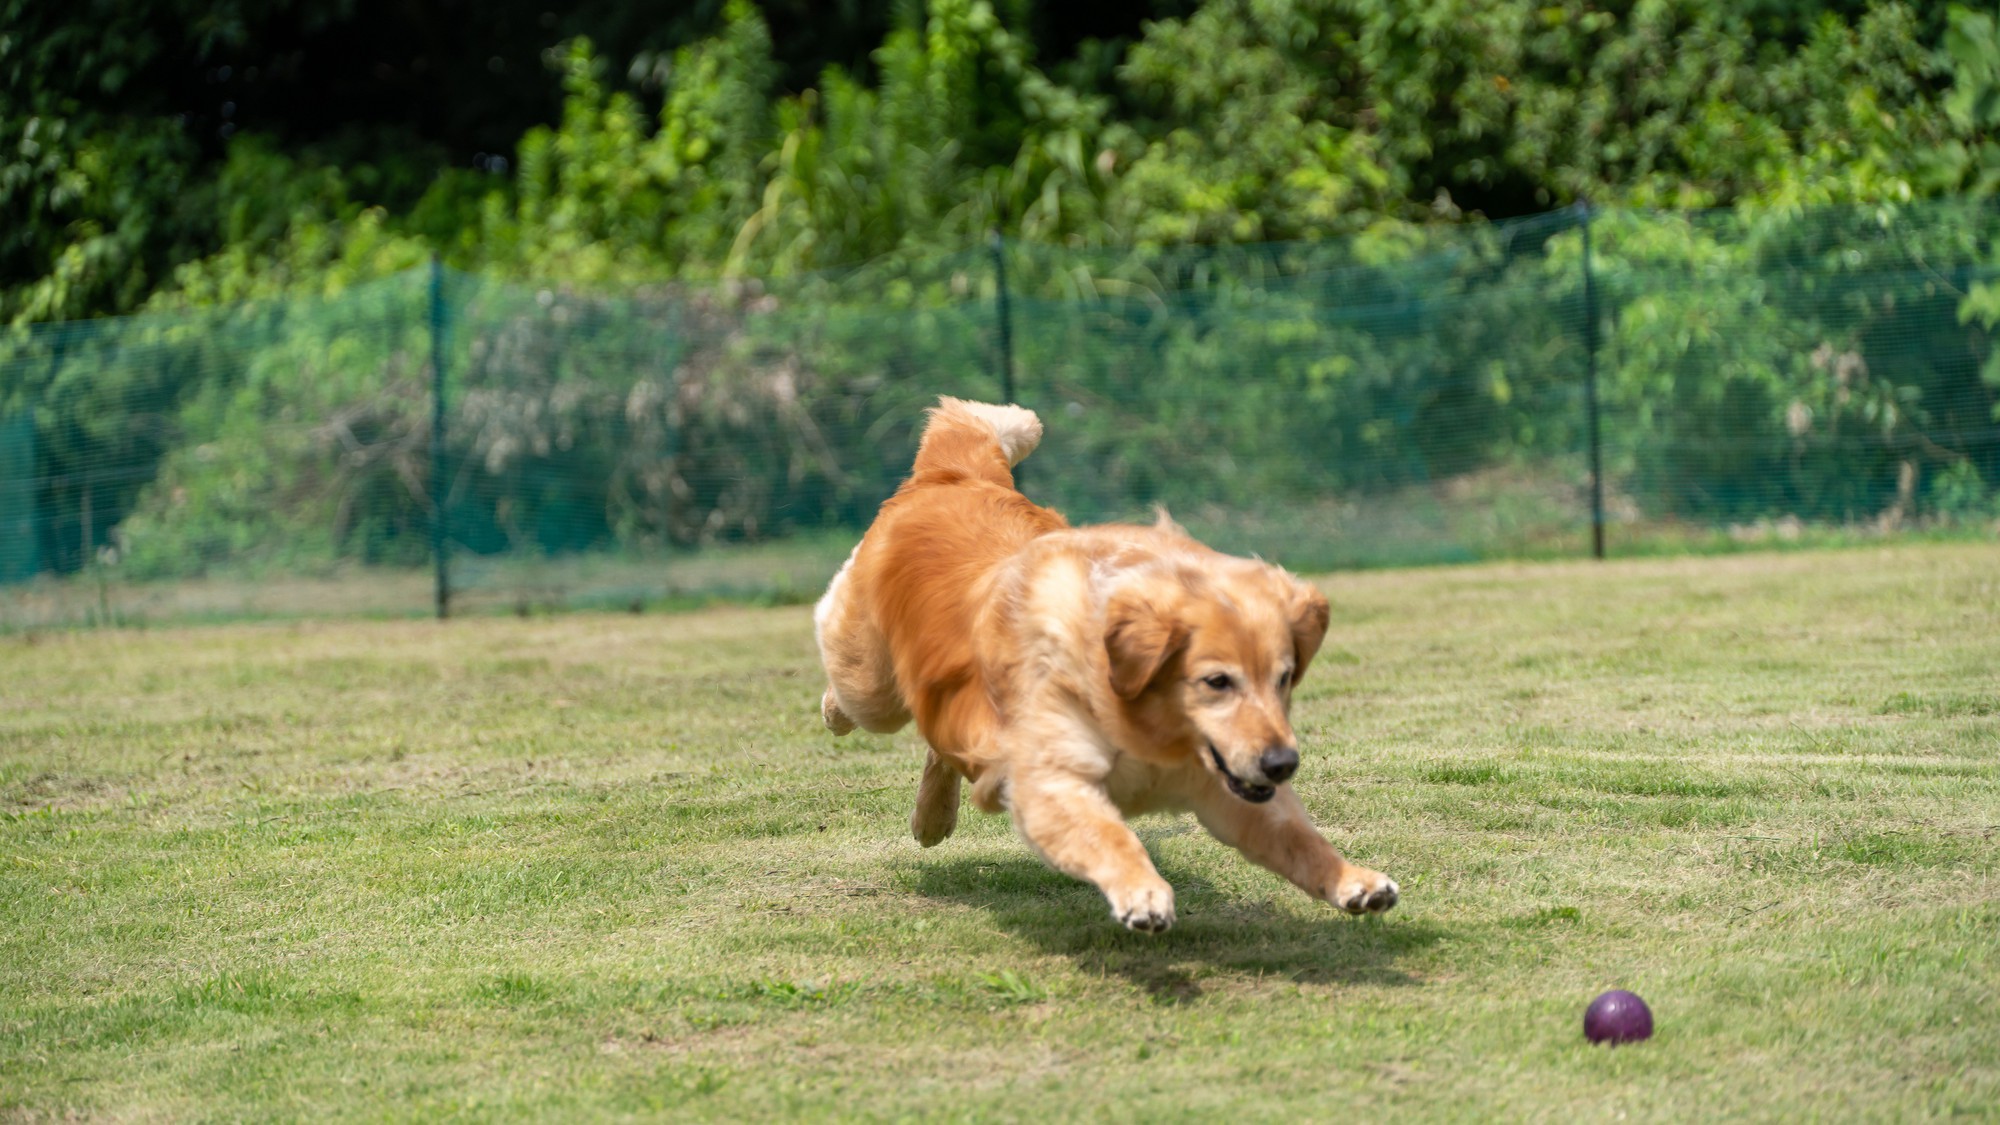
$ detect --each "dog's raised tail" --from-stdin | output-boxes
[910,397,1042,484]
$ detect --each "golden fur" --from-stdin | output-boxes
[815,398,1398,931]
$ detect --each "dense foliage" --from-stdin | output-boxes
[4,1,2000,582]
[8,0,2000,314]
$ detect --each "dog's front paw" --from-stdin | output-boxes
[1107,879,1176,933]
[1329,867,1399,916]
[821,690,856,735]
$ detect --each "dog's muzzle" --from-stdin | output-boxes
[1207,742,1277,803]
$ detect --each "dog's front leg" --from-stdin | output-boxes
[1010,767,1175,932]
[1189,784,1398,915]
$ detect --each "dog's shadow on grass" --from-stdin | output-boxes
[904,852,1441,1004]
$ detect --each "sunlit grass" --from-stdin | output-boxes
[3,542,1996,1119]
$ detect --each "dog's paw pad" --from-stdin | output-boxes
[1332,873,1399,916]
[1109,884,1176,934]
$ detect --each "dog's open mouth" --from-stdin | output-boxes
[1207,742,1275,803]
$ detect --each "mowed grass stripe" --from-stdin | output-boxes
[2,542,1995,1120]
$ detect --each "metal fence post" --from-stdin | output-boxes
[990,231,1016,406]
[1579,204,1606,560]
[429,255,451,619]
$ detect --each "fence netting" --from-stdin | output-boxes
[3,203,1996,627]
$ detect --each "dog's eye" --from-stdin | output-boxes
[1276,669,1292,690]
[1201,673,1234,691]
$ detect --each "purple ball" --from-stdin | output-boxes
[1584,989,1654,1044]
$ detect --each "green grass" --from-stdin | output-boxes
[3,542,1997,1121]
[0,533,860,632]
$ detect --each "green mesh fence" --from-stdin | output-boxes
[0,410,34,583]
[3,204,1997,628]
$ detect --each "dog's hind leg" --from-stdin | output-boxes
[910,749,963,847]
[813,549,910,735]
[820,690,858,735]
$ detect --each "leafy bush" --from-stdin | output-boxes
[6,2,2000,580]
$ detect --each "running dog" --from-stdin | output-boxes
[814,398,1398,931]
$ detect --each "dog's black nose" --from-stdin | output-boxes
[1259,745,1299,783]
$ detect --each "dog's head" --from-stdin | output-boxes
[1104,561,1331,802]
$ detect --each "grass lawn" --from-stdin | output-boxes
[3,542,1996,1120]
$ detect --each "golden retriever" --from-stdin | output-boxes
[814,398,1398,931]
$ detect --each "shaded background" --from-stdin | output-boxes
[3,1,1998,625]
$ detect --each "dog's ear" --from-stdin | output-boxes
[1286,578,1331,686]
[1105,587,1190,700]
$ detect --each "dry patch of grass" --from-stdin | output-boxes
[2,542,1996,1120]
